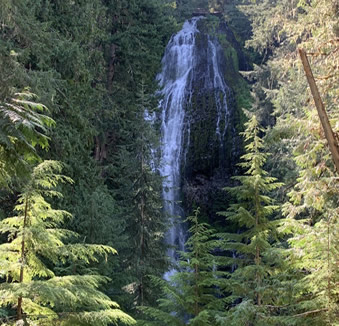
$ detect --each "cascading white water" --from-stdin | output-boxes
[158,18,200,278]
[207,37,230,143]
[158,17,231,278]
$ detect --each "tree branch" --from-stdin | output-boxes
[293,308,328,318]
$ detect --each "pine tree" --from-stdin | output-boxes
[278,103,339,325]
[241,0,339,324]
[0,90,54,187]
[217,116,283,325]
[1,0,176,317]
[177,209,225,325]
[138,209,225,326]
[131,83,169,308]
[108,82,169,311]
[0,161,135,326]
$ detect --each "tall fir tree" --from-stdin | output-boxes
[241,0,339,323]
[280,147,339,325]
[0,161,135,326]
[0,90,54,188]
[138,209,225,326]
[0,1,176,317]
[108,82,169,312]
[217,116,283,325]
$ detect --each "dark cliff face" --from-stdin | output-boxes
[180,17,249,222]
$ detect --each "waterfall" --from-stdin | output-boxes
[158,17,231,278]
[158,18,199,278]
[207,37,230,144]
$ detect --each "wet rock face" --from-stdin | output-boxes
[183,30,234,178]
[158,16,248,227]
[180,18,247,219]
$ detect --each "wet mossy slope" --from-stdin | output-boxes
[181,16,250,223]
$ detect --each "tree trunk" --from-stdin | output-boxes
[194,221,199,316]
[139,153,145,306]
[255,187,261,306]
[298,49,339,173]
[140,193,145,306]
[17,199,28,320]
[94,135,107,162]
[95,136,101,161]
[107,43,117,93]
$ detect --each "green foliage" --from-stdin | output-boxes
[217,116,283,325]
[241,0,339,323]
[0,161,134,325]
[277,93,339,324]
[138,209,226,325]
[107,82,169,312]
[174,0,208,19]
[1,0,176,316]
[0,90,54,187]
[179,209,225,322]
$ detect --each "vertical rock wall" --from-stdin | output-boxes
[180,17,249,222]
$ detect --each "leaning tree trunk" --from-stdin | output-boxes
[298,49,339,173]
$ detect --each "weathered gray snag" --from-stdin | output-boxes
[298,48,339,173]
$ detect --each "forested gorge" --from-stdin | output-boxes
[0,0,338,325]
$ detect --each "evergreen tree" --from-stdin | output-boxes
[0,161,135,326]
[0,90,54,187]
[1,1,176,316]
[241,0,339,323]
[217,116,283,325]
[277,76,339,324]
[177,209,225,325]
[138,209,225,326]
[108,83,169,311]
[280,152,339,325]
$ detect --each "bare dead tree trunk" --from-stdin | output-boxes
[298,48,339,173]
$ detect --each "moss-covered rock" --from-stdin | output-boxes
[180,16,249,222]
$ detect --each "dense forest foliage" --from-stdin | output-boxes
[0,0,338,325]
